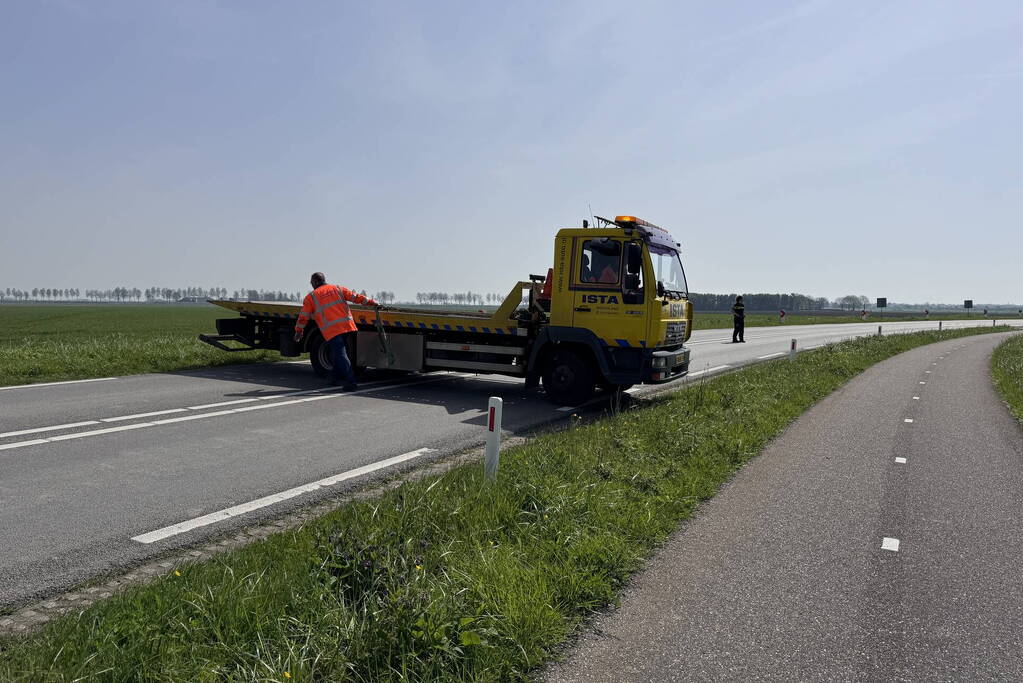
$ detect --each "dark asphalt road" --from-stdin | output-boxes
[546,331,1023,682]
[1,319,1019,611]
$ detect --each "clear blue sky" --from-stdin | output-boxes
[2,0,1021,303]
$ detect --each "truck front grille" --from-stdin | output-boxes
[665,321,686,345]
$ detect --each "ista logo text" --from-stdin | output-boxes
[581,294,619,304]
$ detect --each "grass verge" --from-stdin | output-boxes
[0,305,278,386]
[991,333,1023,423]
[0,326,1011,681]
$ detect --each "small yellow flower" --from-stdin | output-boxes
[174,570,181,577]
[284,673,291,679]
[415,564,423,571]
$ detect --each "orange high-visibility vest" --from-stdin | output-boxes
[295,285,375,341]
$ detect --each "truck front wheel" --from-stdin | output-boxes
[542,349,595,406]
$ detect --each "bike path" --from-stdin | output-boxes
[547,331,1023,682]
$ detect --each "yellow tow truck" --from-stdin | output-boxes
[200,215,693,404]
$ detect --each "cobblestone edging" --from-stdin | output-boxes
[0,437,528,637]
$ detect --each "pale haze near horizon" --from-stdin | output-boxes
[2,0,1021,305]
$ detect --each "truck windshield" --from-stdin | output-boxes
[650,246,688,297]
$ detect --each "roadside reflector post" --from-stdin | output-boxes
[993,319,997,327]
[939,321,942,331]
[484,396,503,481]
[789,338,797,362]
[877,325,882,337]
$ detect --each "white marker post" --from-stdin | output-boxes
[484,396,503,481]
[789,338,797,362]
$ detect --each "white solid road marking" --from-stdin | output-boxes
[101,408,188,423]
[0,377,117,392]
[912,396,920,400]
[881,537,900,552]
[904,418,914,423]
[0,421,99,439]
[186,398,260,410]
[0,375,457,452]
[919,381,926,385]
[151,409,239,425]
[895,457,907,464]
[0,438,50,451]
[689,365,731,377]
[48,422,153,441]
[132,447,437,544]
[757,352,785,359]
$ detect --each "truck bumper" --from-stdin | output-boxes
[646,347,690,383]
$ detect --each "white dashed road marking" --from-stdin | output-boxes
[882,537,900,552]
[895,457,907,464]
[904,419,914,423]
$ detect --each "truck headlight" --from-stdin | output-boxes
[652,357,668,368]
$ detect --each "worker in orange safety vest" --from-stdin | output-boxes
[293,272,378,390]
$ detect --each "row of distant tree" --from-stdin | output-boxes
[689,293,869,312]
[0,287,304,303]
[1,286,397,305]
[415,292,501,306]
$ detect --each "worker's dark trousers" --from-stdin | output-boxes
[327,333,357,385]
[732,318,744,342]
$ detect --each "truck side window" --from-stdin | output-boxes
[580,239,621,286]
[623,241,644,304]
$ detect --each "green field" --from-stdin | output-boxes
[0,304,278,387]
[991,334,1023,423]
[1,304,1014,387]
[0,326,1009,681]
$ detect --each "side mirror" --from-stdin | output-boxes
[656,281,665,298]
[626,243,642,275]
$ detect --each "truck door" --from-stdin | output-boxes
[572,237,648,347]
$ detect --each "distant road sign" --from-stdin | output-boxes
[876,297,887,308]
[964,300,973,309]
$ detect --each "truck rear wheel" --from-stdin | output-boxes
[308,334,330,378]
[542,349,595,406]
[309,333,363,379]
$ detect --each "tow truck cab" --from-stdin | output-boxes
[531,215,692,401]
